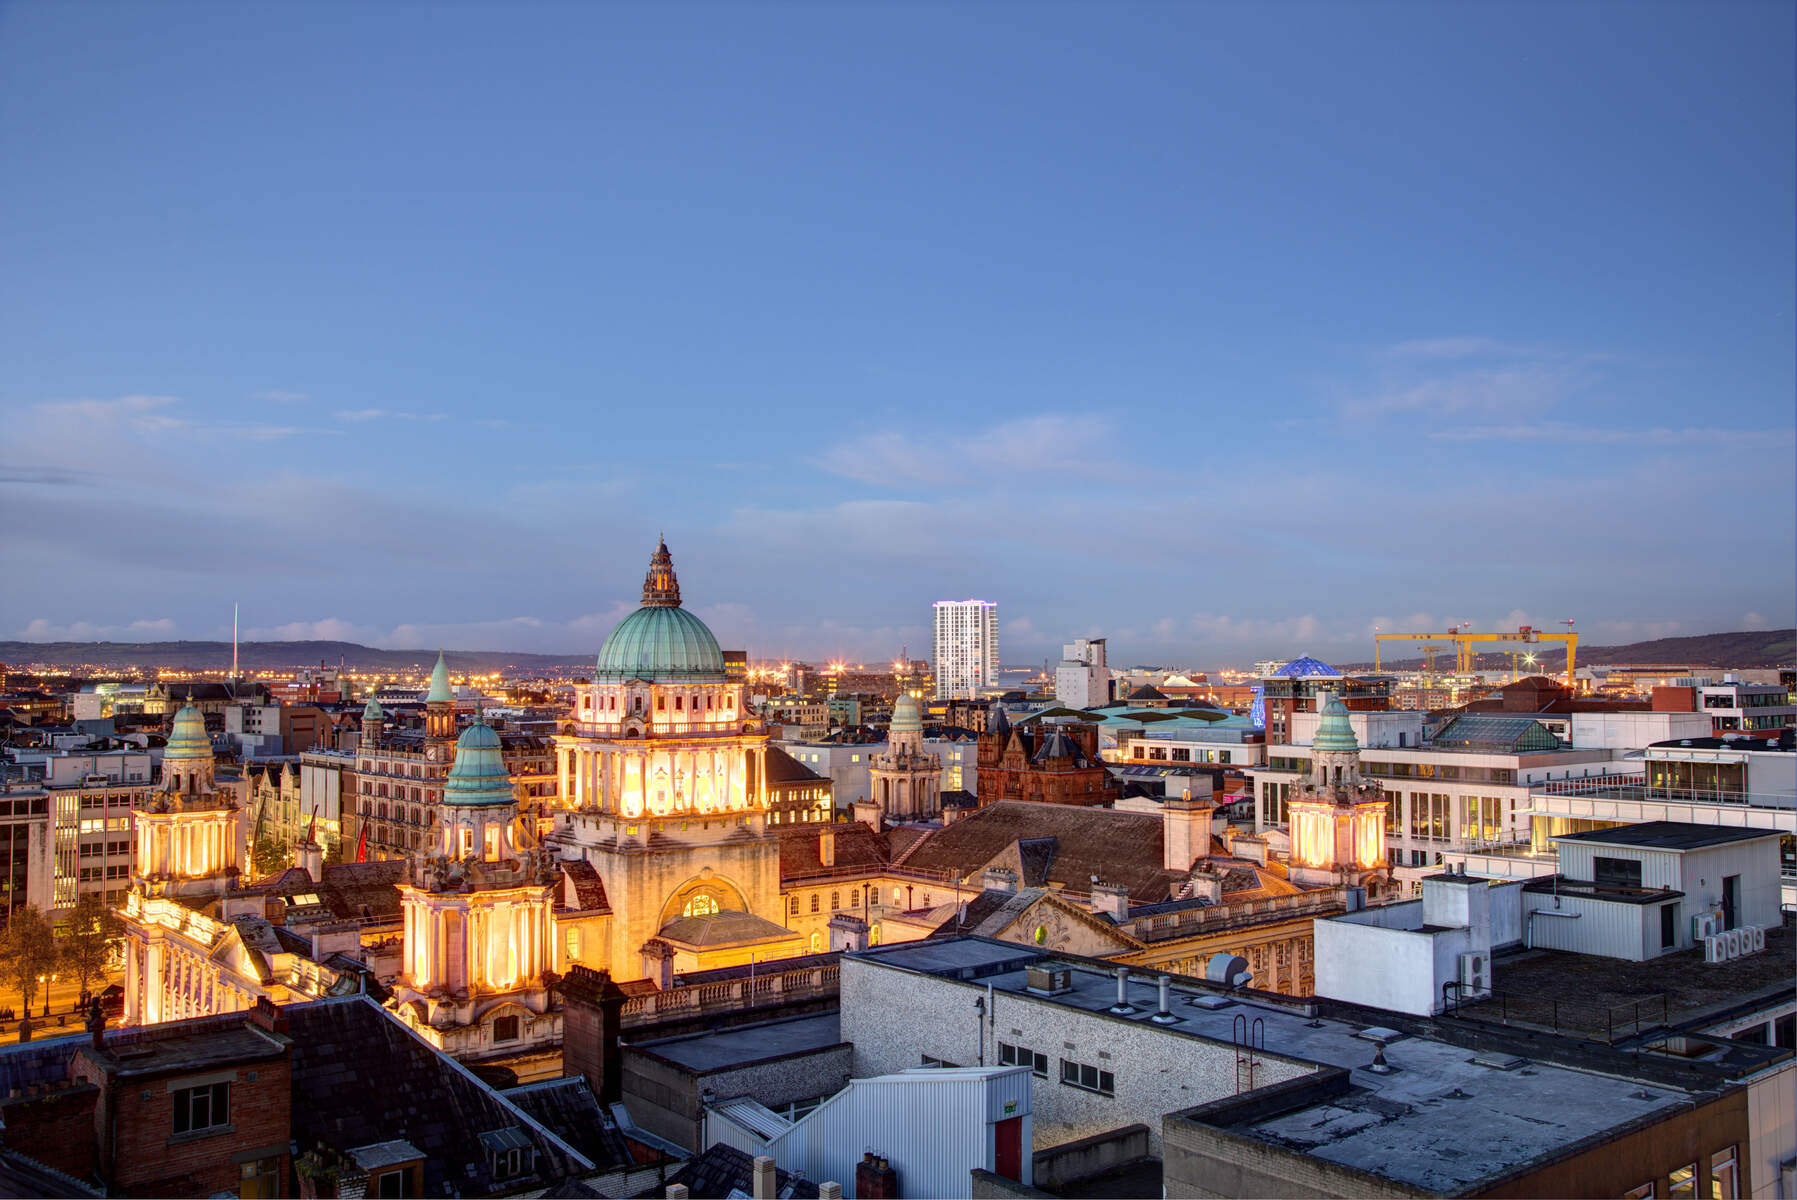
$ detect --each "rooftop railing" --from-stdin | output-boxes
[1532,778,1796,810]
[620,958,840,1027]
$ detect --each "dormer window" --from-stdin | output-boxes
[479,1129,534,1184]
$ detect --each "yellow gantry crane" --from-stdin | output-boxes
[1374,624,1577,687]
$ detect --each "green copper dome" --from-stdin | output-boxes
[362,695,384,721]
[164,704,213,761]
[891,693,922,735]
[426,651,453,704]
[1313,692,1360,753]
[594,539,727,683]
[443,720,515,807]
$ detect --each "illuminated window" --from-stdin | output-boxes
[683,892,719,917]
[1669,1164,1697,1198]
[1711,1147,1739,1200]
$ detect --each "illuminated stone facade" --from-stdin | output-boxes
[1286,693,1393,898]
[552,540,795,979]
[121,705,250,1026]
[866,693,941,824]
[390,719,562,1060]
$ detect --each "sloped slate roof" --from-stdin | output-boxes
[502,1078,636,1174]
[777,821,889,880]
[285,996,590,1195]
[558,859,611,914]
[638,1142,820,1200]
[765,744,828,784]
[897,801,1179,902]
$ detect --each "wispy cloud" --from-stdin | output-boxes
[1428,424,1795,446]
[814,413,1116,487]
[335,409,449,423]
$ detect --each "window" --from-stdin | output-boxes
[1060,1058,1114,1095]
[998,1042,1048,1077]
[683,892,719,917]
[1594,856,1644,889]
[830,891,840,910]
[1622,1184,1655,1199]
[810,894,820,913]
[920,1055,961,1068]
[375,1168,413,1198]
[1710,1146,1739,1200]
[493,1015,520,1042]
[1668,1163,1697,1198]
[566,928,581,959]
[173,1081,229,1135]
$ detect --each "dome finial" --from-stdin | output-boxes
[642,538,682,607]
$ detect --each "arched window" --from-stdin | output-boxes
[810,932,823,951]
[683,892,719,918]
[810,894,820,913]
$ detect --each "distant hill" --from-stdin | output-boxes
[1339,629,1794,673]
[0,639,595,674]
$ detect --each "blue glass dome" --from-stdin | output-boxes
[444,721,515,807]
[1271,656,1340,677]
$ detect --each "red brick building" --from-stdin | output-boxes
[976,716,1116,808]
[70,1003,293,1198]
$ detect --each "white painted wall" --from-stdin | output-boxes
[1569,711,1711,750]
[1313,909,1448,1016]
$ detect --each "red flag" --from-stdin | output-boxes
[356,820,368,863]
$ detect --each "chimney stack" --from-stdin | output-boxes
[753,1156,777,1200]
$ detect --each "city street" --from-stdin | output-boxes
[0,970,122,1045]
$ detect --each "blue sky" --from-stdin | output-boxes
[2,1,1791,667]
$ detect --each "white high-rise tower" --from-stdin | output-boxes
[932,599,998,700]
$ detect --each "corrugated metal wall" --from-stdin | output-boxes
[705,1067,1034,1198]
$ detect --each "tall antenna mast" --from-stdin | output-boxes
[232,603,240,682]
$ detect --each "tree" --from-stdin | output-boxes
[0,905,58,1018]
[250,836,290,878]
[59,893,124,1000]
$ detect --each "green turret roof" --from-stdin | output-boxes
[426,651,453,704]
[443,720,515,807]
[891,693,922,735]
[362,695,384,721]
[1312,692,1359,753]
[164,703,213,761]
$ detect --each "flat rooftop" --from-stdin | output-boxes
[631,1012,843,1073]
[93,1022,286,1078]
[854,938,1750,1194]
[1458,913,1796,1034]
[1555,821,1783,850]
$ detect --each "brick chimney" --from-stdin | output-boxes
[856,1153,900,1199]
[559,965,630,1103]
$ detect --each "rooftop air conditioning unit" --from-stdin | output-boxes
[1704,936,1729,964]
[1025,965,1072,996]
[1747,926,1766,953]
[1724,929,1744,958]
[1457,952,1490,996]
[1692,912,1722,942]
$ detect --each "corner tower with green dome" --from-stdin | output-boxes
[392,716,562,1060]
[867,691,942,823]
[554,538,797,985]
[1286,690,1394,897]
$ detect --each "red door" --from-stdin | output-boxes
[994,1116,1023,1181]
